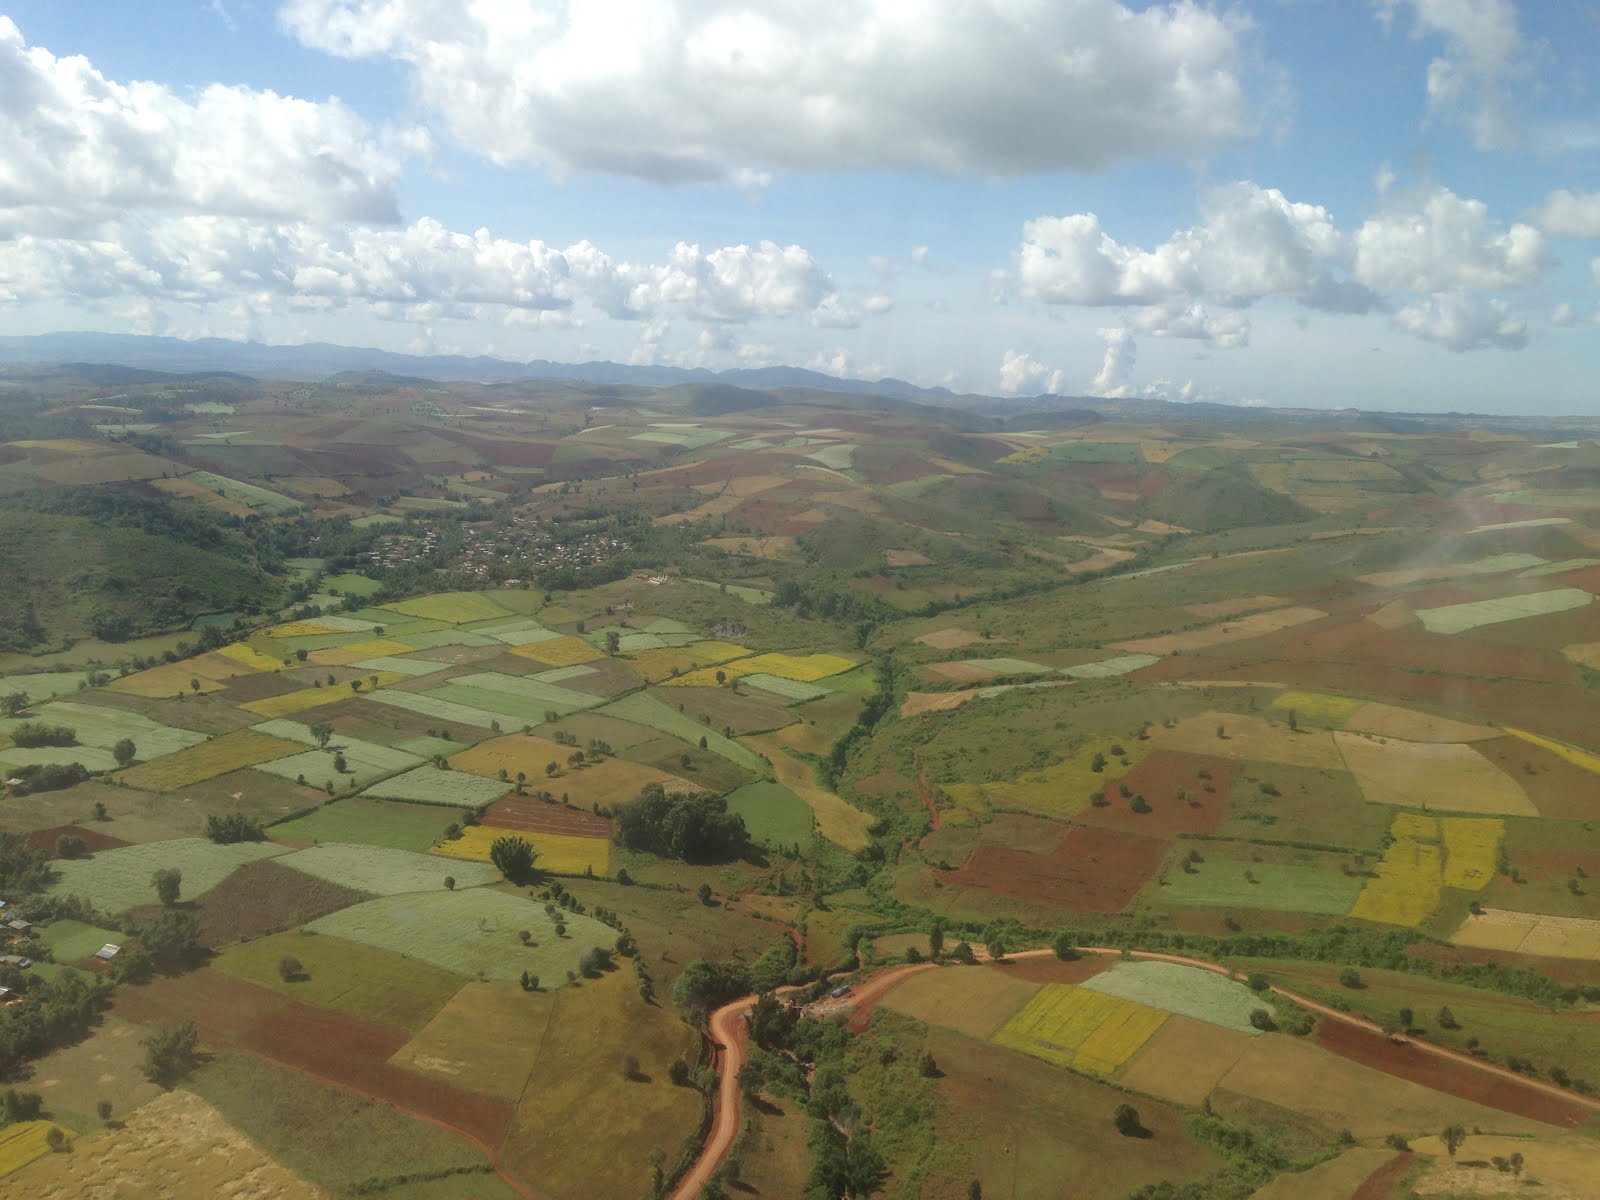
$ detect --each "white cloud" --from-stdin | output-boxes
[1534,189,1600,239]
[1393,291,1527,351]
[863,294,894,315]
[0,216,844,331]
[1550,303,1575,327]
[0,17,416,230]
[281,0,1262,182]
[1375,0,1523,148]
[805,348,885,380]
[998,348,1065,395]
[1090,328,1136,395]
[1017,181,1353,311]
[1129,301,1249,348]
[1353,186,1548,292]
[809,295,858,329]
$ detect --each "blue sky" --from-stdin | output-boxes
[2,1,1597,411]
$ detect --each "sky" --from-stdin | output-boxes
[1,1,1597,412]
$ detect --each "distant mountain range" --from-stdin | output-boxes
[0,330,988,405]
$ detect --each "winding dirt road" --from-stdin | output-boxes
[668,945,1600,1196]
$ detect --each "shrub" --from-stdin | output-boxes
[277,956,304,982]
[1112,1104,1142,1137]
[55,834,86,860]
[1338,967,1363,989]
[205,812,265,844]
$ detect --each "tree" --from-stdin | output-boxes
[443,875,456,890]
[349,678,363,693]
[310,722,333,748]
[143,1022,201,1087]
[1052,932,1081,961]
[951,941,977,964]
[698,882,713,905]
[1,692,28,717]
[605,630,621,654]
[1438,1005,1459,1029]
[205,812,265,843]
[1441,1124,1466,1159]
[295,648,309,662]
[579,945,612,976]
[278,956,304,982]
[1338,967,1363,989]
[151,867,182,907]
[141,909,201,971]
[92,800,109,821]
[96,1099,113,1125]
[333,751,349,774]
[737,1058,765,1098]
[1113,1103,1143,1137]
[1249,1007,1277,1032]
[968,1182,983,1200]
[489,835,537,882]
[1398,1006,1414,1030]
[698,735,708,750]
[112,738,137,767]
[55,834,86,860]
[929,921,945,959]
[918,1051,940,1078]
[715,670,727,685]
[669,1057,691,1087]
[1510,1152,1523,1179]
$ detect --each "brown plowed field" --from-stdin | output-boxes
[177,858,374,948]
[994,955,1110,986]
[948,826,1168,911]
[1474,736,1600,820]
[1351,1152,1414,1200]
[23,824,130,855]
[1080,750,1235,836]
[112,970,512,1146]
[482,796,614,837]
[1315,1019,1589,1127]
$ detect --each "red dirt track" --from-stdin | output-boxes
[1351,1152,1413,1200]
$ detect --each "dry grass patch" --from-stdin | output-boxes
[915,627,989,650]
[748,734,875,850]
[669,651,857,686]
[1343,702,1500,743]
[1452,909,1600,960]
[1113,606,1327,655]
[1150,713,1344,770]
[116,728,306,791]
[1119,1014,1253,1106]
[508,635,605,667]
[1248,1148,1401,1200]
[390,981,553,1100]
[6,1088,329,1199]
[449,733,696,804]
[1334,732,1536,816]
[703,535,798,559]
[1409,1132,1600,1199]
[623,640,751,681]
[880,964,1041,1039]
[947,735,1150,819]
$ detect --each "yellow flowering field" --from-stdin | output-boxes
[991,984,1167,1075]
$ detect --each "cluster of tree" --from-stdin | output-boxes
[488,836,537,883]
[8,722,77,748]
[142,1022,201,1088]
[614,783,748,864]
[204,813,266,844]
[818,658,898,790]
[0,834,55,897]
[111,908,202,982]
[0,971,113,1078]
[8,762,92,795]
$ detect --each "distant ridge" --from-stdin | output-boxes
[0,330,975,405]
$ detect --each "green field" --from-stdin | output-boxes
[280,842,499,894]
[252,742,422,790]
[1079,961,1274,1035]
[436,671,604,711]
[320,572,382,597]
[49,838,292,912]
[212,931,465,1031]
[184,470,303,514]
[0,672,90,701]
[1148,858,1364,915]
[36,918,125,962]
[364,688,507,727]
[596,692,764,771]
[359,764,511,807]
[1047,441,1144,463]
[739,673,828,702]
[0,700,207,759]
[725,780,814,846]
[269,797,458,852]
[306,887,618,984]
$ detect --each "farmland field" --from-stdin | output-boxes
[213,930,464,1031]
[880,963,1043,1039]
[1349,812,1444,926]
[360,765,511,807]
[1451,909,1600,960]
[430,824,612,875]
[363,687,507,727]
[306,886,618,984]
[1117,1014,1254,1106]
[36,917,125,961]
[281,842,500,893]
[749,734,875,850]
[1441,816,1503,889]
[382,591,511,623]
[1335,732,1535,815]
[1414,587,1592,634]
[991,983,1168,1074]
[598,692,765,771]
[448,733,696,803]
[22,1014,163,1130]
[1149,856,1363,916]
[1079,961,1273,1034]
[0,699,208,759]
[268,796,462,851]
[946,735,1151,818]
[667,650,857,687]
[725,780,814,845]
[114,727,307,790]
[389,981,555,1100]
[49,837,291,912]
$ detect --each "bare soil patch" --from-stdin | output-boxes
[482,795,614,837]
[1474,736,1600,820]
[925,660,1000,683]
[1184,595,1288,621]
[177,857,375,948]
[1316,1019,1589,1127]
[1150,713,1345,770]
[1114,606,1328,656]
[1351,1152,1414,1200]
[1080,750,1234,837]
[948,826,1169,912]
[1343,702,1500,743]
[23,823,130,855]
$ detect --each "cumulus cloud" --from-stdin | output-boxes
[1129,301,1249,348]
[1090,328,1137,395]
[998,349,1066,395]
[0,216,844,331]
[1534,189,1600,239]
[1393,291,1527,351]
[1353,185,1548,292]
[809,295,858,329]
[1017,182,1350,314]
[1375,0,1523,148]
[0,17,416,229]
[281,0,1262,182]
[862,294,894,315]
[1550,302,1575,327]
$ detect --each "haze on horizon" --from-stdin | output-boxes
[1,1,1598,414]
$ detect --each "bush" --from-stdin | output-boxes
[1338,967,1363,989]
[489,836,536,883]
[205,812,265,844]
[1113,1103,1142,1136]
[1248,1008,1277,1032]
[54,834,86,860]
[10,722,77,748]
[614,783,748,864]
[143,1022,201,1087]
[277,955,304,982]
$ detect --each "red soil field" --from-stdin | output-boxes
[23,824,129,856]
[1315,1019,1589,1127]
[1473,737,1600,820]
[436,431,554,468]
[1079,750,1235,837]
[113,969,512,1145]
[179,858,373,948]
[947,826,1169,912]
[993,955,1110,986]
[1351,1152,1413,1200]
[482,796,614,838]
